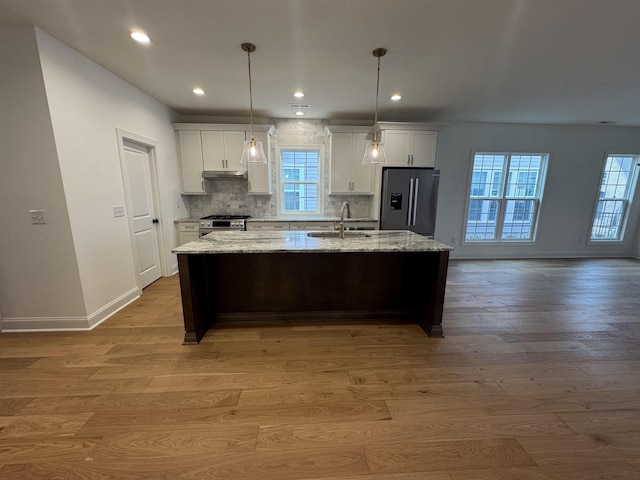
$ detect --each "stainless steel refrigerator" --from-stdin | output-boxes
[379,167,440,236]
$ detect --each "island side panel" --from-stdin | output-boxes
[177,254,212,344]
[413,250,449,338]
[206,252,415,314]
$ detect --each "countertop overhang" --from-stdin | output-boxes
[172,230,453,254]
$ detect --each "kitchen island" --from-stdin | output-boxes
[172,230,453,344]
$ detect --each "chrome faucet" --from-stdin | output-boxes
[338,201,351,239]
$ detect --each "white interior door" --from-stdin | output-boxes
[122,141,161,289]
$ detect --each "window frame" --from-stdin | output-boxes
[588,153,640,242]
[463,151,549,244]
[275,145,325,217]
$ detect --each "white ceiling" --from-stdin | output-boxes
[2,0,640,126]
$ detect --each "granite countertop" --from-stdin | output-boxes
[175,217,376,223]
[247,217,376,222]
[172,230,453,254]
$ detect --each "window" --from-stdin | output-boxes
[465,153,548,241]
[590,154,639,241]
[278,148,322,215]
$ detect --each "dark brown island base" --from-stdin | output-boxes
[172,230,453,344]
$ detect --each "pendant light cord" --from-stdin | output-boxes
[373,51,382,143]
[247,49,255,140]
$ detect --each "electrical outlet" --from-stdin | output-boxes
[29,210,47,224]
[112,206,125,218]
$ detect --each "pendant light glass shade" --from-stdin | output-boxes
[362,140,387,165]
[240,43,267,164]
[241,137,266,164]
[362,47,387,165]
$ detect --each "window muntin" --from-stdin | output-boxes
[279,149,321,215]
[465,153,547,242]
[590,155,639,241]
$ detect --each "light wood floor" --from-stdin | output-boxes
[1,258,640,479]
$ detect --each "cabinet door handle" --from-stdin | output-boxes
[407,178,415,226]
[407,154,411,165]
[412,178,420,226]
[201,180,204,191]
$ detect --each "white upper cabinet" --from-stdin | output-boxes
[327,127,375,195]
[378,123,438,167]
[176,130,206,194]
[202,130,246,172]
[247,131,272,194]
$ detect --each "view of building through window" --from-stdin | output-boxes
[590,155,639,240]
[465,153,547,241]
[280,149,320,213]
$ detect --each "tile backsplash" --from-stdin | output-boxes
[187,119,376,219]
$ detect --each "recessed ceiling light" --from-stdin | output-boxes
[391,94,402,101]
[293,91,305,98]
[130,31,151,44]
[295,111,305,116]
[192,88,205,95]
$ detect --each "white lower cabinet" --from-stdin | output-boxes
[288,221,336,231]
[246,221,290,231]
[176,221,200,244]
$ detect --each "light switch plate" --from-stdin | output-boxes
[29,210,47,224]
[112,206,125,217]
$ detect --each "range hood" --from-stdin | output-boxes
[202,170,247,179]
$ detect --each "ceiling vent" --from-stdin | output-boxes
[288,103,311,109]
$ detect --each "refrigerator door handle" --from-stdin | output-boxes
[412,178,420,225]
[407,178,415,226]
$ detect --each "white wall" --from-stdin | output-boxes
[435,122,640,259]
[0,26,86,327]
[0,26,183,331]
[35,28,183,317]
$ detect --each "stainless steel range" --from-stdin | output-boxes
[199,214,250,237]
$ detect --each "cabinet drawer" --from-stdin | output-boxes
[247,221,290,231]
[289,221,335,231]
[178,222,199,232]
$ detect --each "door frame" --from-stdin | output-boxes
[116,128,167,292]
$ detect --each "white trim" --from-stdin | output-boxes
[0,287,139,332]
[275,144,326,217]
[115,128,167,289]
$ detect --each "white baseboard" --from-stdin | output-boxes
[0,287,139,333]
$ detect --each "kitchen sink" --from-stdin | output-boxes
[307,231,372,238]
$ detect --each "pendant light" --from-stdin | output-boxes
[362,47,387,165]
[240,42,267,164]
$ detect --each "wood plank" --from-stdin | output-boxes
[256,415,573,450]
[387,389,640,418]
[87,425,258,460]
[18,389,240,415]
[0,414,92,439]
[0,437,99,465]
[1,447,370,480]
[366,438,535,473]
[448,463,640,480]
[79,401,391,432]
[143,371,350,393]
[238,381,505,406]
